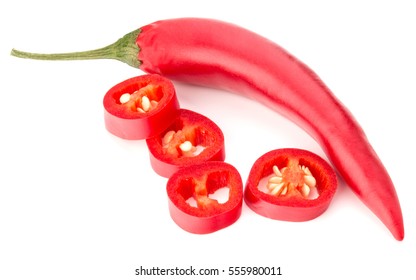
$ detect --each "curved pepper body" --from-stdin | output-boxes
[137,18,404,240]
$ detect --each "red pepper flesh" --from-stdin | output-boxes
[146,109,225,178]
[10,18,404,240]
[103,74,180,140]
[245,148,338,222]
[166,161,243,234]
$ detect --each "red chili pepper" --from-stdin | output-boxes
[10,18,404,240]
[146,109,225,178]
[245,148,338,222]
[103,74,180,140]
[166,161,243,234]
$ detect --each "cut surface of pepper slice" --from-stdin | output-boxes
[244,148,338,222]
[167,161,243,234]
[103,74,180,140]
[146,109,225,178]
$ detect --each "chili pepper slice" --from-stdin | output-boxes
[146,109,225,178]
[244,148,338,222]
[167,161,243,234]
[103,74,180,140]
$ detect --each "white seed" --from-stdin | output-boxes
[137,108,145,113]
[269,184,281,195]
[270,187,279,196]
[301,184,311,197]
[280,186,288,196]
[272,165,282,177]
[141,96,151,112]
[301,165,312,175]
[119,93,131,104]
[179,141,193,152]
[268,176,283,184]
[304,175,316,188]
[162,130,175,145]
[268,182,284,192]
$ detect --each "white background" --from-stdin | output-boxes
[1,0,415,279]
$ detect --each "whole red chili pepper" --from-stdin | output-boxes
[103,74,180,140]
[10,18,404,240]
[244,148,338,222]
[146,108,225,178]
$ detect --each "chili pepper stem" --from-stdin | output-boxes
[10,29,142,68]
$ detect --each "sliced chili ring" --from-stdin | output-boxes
[146,109,225,178]
[167,161,243,234]
[103,74,180,140]
[244,148,338,222]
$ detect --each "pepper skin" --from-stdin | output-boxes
[103,74,180,140]
[10,18,404,240]
[146,109,225,178]
[166,161,243,234]
[245,148,338,222]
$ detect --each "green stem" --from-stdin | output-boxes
[10,29,142,68]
